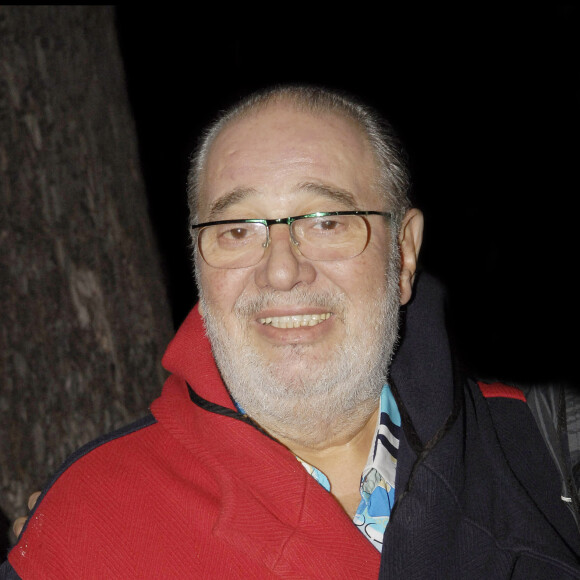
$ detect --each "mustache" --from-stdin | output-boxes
[233,288,347,319]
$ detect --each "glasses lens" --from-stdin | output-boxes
[292,215,370,261]
[198,222,267,268]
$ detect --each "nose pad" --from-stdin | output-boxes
[290,238,303,260]
[289,236,301,252]
[287,225,303,254]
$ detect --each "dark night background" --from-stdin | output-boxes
[114,6,578,386]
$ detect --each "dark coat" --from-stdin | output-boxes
[381,272,580,578]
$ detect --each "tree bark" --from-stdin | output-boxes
[0,6,174,550]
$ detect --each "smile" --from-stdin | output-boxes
[258,313,331,328]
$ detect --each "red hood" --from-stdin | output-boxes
[161,303,236,411]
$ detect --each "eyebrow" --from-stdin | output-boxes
[207,187,258,220]
[207,181,359,220]
[297,182,359,209]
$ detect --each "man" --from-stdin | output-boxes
[2,85,580,578]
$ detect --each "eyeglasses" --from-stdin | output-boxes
[191,211,391,269]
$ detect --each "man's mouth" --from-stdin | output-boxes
[257,313,332,328]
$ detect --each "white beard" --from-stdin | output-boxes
[197,244,401,446]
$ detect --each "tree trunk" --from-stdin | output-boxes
[0,6,174,551]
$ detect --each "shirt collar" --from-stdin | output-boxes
[362,383,401,489]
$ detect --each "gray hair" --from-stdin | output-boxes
[187,85,412,229]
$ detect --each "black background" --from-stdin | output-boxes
[115,6,578,385]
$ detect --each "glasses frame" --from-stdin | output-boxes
[191,210,392,267]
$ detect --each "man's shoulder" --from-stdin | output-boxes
[475,380,527,402]
[464,378,530,417]
[47,414,158,485]
[18,414,159,532]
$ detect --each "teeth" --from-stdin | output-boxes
[258,313,331,328]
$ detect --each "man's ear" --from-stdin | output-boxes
[398,208,424,305]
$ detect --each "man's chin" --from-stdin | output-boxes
[252,344,331,369]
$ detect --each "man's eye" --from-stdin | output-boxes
[318,220,339,230]
[310,218,345,233]
[223,227,249,240]
[215,224,265,246]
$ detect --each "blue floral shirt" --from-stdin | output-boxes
[296,384,401,551]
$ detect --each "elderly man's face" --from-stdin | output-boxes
[196,103,403,443]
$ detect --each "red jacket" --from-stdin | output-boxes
[5,304,380,578]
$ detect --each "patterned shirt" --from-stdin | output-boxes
[296,384,401,551]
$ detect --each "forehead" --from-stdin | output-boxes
[199,103,380,217]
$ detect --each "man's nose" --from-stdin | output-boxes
[254,225,316,291]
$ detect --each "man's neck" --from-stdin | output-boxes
[277,404,380,518]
